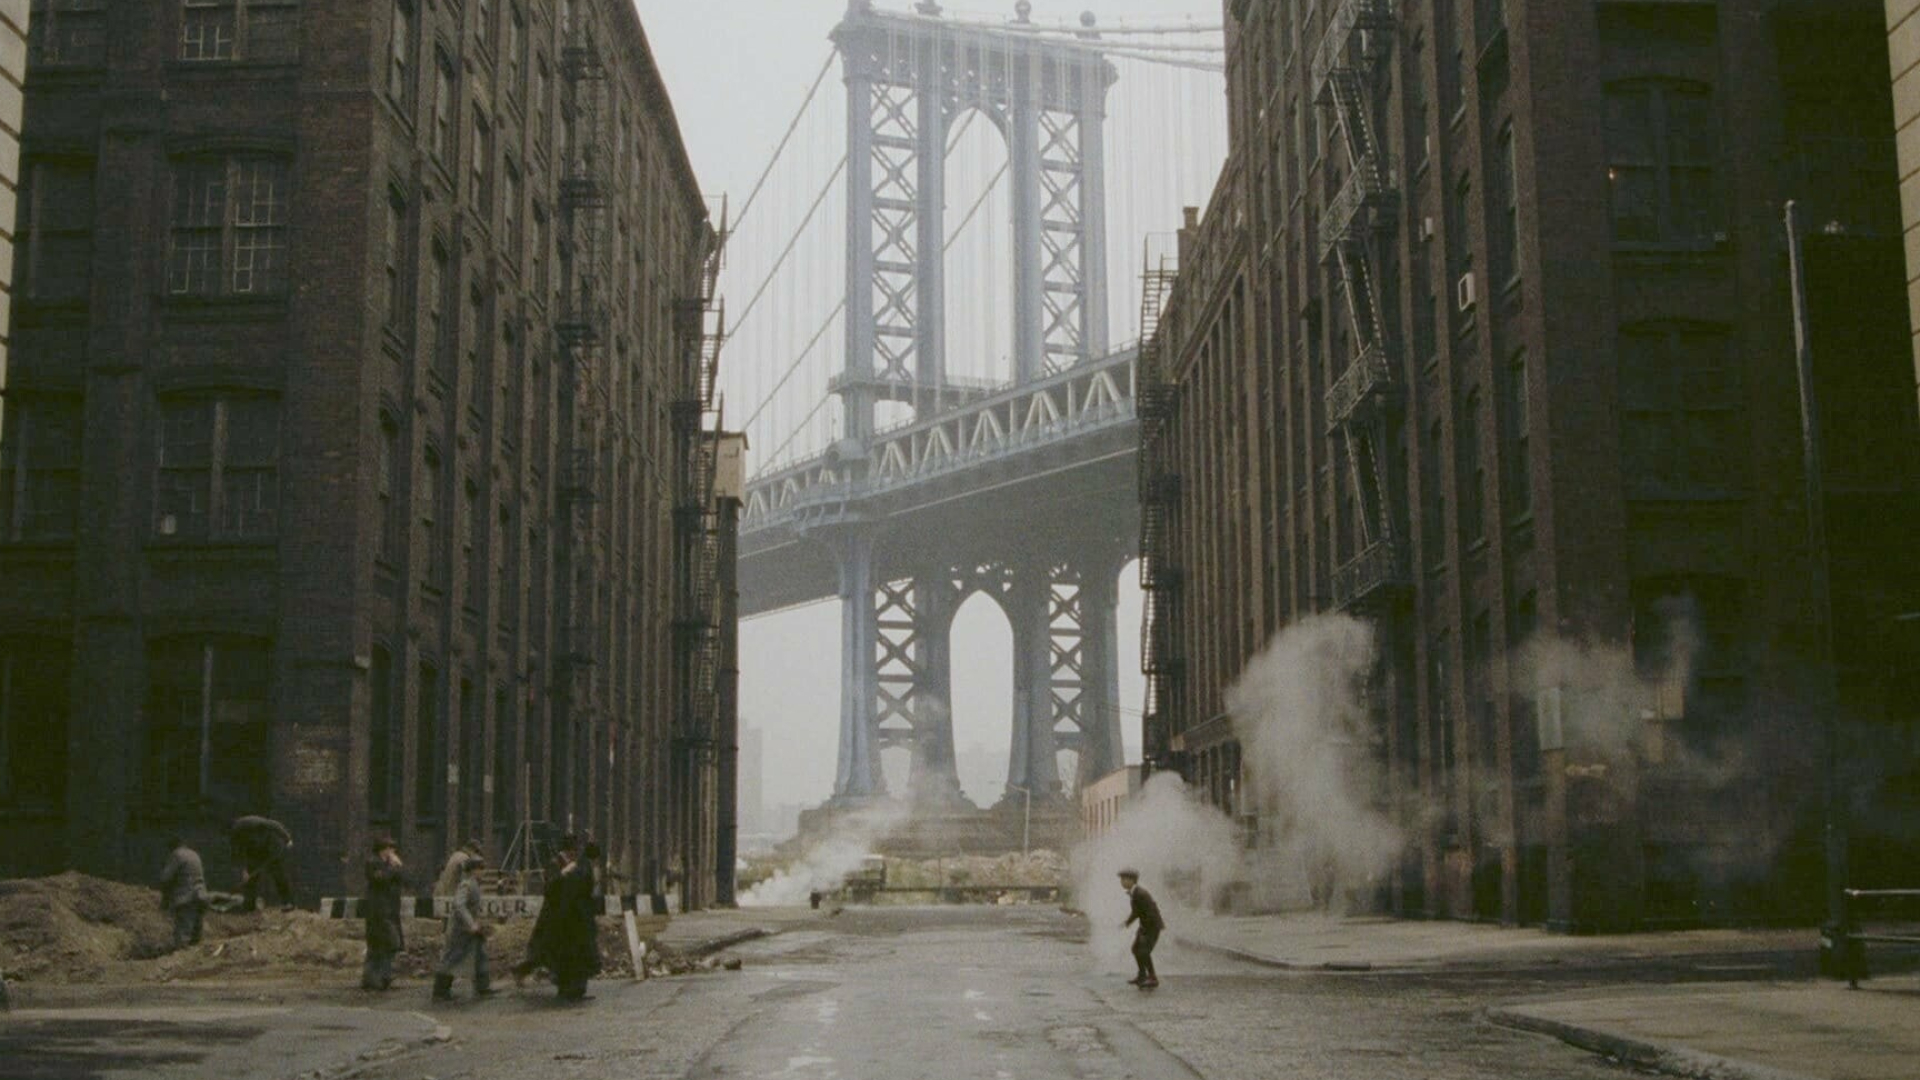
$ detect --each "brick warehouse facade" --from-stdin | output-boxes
[0,0,741,907]
[1141,0,1920,930]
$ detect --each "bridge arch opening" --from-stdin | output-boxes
[949,587,1013,807]
[942,107,1016,394]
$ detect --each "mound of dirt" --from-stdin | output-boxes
[2,872,645,985]
[0,872,176,981]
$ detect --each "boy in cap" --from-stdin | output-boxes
[362,835,405,991]
[1118,868,1163,988]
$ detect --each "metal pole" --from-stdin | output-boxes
[1785,200,1847,935]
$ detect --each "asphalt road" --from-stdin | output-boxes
[11,907,1809,1079]
[349,905,1712,1080]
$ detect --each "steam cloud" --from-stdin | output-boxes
[739,800,909,907]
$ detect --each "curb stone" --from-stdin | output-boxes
[1486,1005,1825,1080]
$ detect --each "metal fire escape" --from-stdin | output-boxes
[1136,248,1183,776]
[672,207,727,907]
[557,19,614,812]
[1313,0,1406,610]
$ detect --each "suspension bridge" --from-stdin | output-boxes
[719,1,1227,821]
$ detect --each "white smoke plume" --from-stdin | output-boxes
[1070,772,1243,972]
[739,799,910,907]
[1227,613,1401,910]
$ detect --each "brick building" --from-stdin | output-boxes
[0,0,24,384]
[1142,0,1920,930]
[0,0,738,906]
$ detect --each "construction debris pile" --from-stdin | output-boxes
[882,850,1068,890]
[0,872,659,985]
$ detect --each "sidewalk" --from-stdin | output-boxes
[1175,911,1810,971]
[1490,978,1920,1080]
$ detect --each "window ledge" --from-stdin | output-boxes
[145,538,280,558]
[1506,511,1535,531]
[165,59,301,77]
[157,293,290,320]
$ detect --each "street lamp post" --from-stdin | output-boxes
[1784,200,1848,938]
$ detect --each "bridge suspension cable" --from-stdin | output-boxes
[726,155,847,338]
[739,299,846,433]
[727,50,837,243]
[761,393,838,468]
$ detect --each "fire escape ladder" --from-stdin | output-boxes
[1135,254,1183,762]
[556,23,615,716]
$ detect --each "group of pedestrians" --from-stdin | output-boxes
[157,820,602,1003]
[362,832,602,1003]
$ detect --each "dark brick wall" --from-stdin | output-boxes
[1153,0,1920,930]
[0,0,714,901]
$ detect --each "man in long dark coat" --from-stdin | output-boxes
[361,835,405,991]
[516,835,600,999]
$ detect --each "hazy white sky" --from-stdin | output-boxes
[633,0,1227,812]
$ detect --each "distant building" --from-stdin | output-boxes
[1892,0,1920,419]
[0,0,736,905]
[1080,765,1139,841]
[1144,0,1920,930]
[0,0,22,389]
[739,723,764,835]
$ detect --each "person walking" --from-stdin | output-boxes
[515,835,599,999]
[434,838,484,897]
[432,853,493,1001]
[1118,868,1163,988]
[361,835,405,991]
[157,835,207,951]
[229,815,295,912]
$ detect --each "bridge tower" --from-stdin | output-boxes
[824,2,1124,806]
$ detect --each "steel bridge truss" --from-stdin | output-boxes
[835,554,1126,804]
[832,5,1118,443]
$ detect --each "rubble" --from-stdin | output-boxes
[880,850,1068,890]
[0,872,665,985]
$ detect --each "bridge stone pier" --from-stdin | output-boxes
[740,3,1142,843]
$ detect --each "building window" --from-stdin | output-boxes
[179,0,299,63]
[530,201,549,299]
[1449,173,1473,283]
[384,189,407,329]
[1605,80,1719,245]
[491,683,514,823]
[415,660,441,819]
[28,0,107,68]
[1501,351,1531,517]
[420,446,445,586]
[1619,324,1743,496]
[505,4,526,100]
[368,644,395,819]
[17,160,96,304]
[432,49,456,164]
[168,157,290,297]
[142,638,272,811]
[462,477,482,607]
[502,160,522,259]
[377,413,402,563]
[0,639,71,810]
[425,239,449,375]
[470,107,493,210]
[1459,387,1486,546]
[155,396,280,541]
[0,397,83,542]
[386,0,415,109]
[533,54,551,143]
[475,0,494,51]
[1423,418,1446,568]
[1491,124,1519,286]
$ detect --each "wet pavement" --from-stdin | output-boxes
[0,1000,441,1080]
[347,905,1766,1080]
[6,907,1839,1079]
